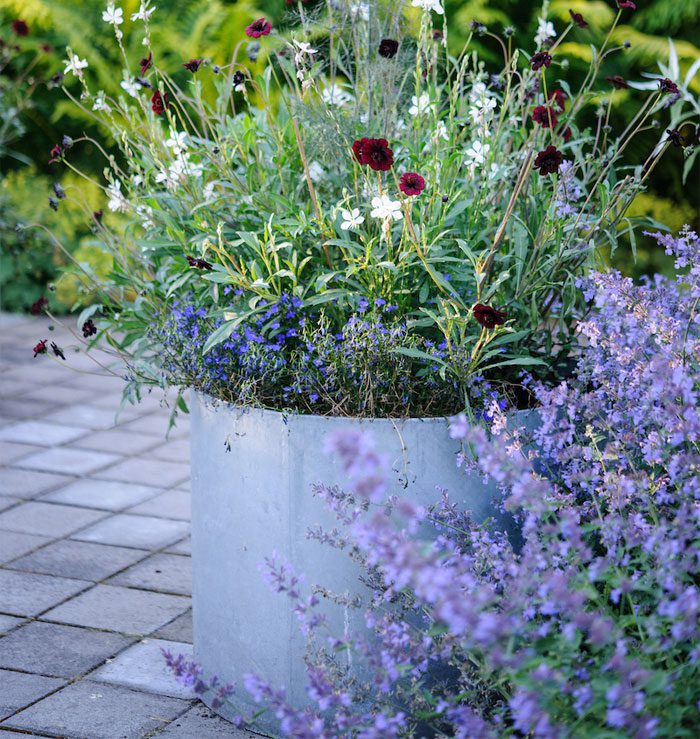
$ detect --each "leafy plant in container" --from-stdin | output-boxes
[32,0,699,727]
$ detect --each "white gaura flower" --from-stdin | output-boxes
[349,2,370,21]
[321,84,352,107]
[106,181,128,212]
[165,129,188,154]
[120,75,142,98]
[64,53,88,77]
[535,19,556,46]
[409,93,430,117]
[135,204,154,229]
[203,181,216,200]
[340,208,365,230]
[294,41,317,65]
[411,0,444,14]
[433,120,449,141]
[370,195,403,221]
[102,4,123,25]
[303,161,324,183]
[465,140,490,167]
[131,1,155,21]
[92,92,110,112]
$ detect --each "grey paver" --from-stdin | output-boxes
[43,584,190,634]
[21,385,92,406]
[97,457,190,488]
[149,439,191,463]
[156,704,260,737]
[154,610,193,644]
[7,539,147,581]
[0,530,52,565]
[0,398,49,420]
[0,420,88,446]
[0,441,41,464]
[41,478,163,511]
[1,679,190,738]
[91,638,195,699]
[72,513,189,550]
[0,669,64,721]
[0,569,88,617]
[0,615,25,634]
[0,495,19,512]
[68,429,160,456]
[41,404,124,430]
[108,553,191,596]
[166,536,191,556]
[118,414,175,436]
[0,501,107,538]
[0,621,134,678]
[12,447,121,476]
[128,490,191,521]
[0,468,75,499]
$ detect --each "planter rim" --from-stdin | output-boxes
[194,390,536,425]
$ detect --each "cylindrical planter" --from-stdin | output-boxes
[190,392,536,733]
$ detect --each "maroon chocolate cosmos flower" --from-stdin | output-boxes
[534,145,563,175]
[378,39,399,59]
[399,172,426,196]
[183,58,203,73]
[617,1,636,9]
[432,29,444,41]
[530,51,552,71]
[352,138,394,171]
[151,91,170,115]
[659,78,679,95]
[33,339,48,358]
[569,10,588,28]
[92,210,103,223]
[11,19,29,36]
[473,304,508,329]
[549,88,567,111]
[605,75,629,89]
[187,256,213,270]
[245,18,272,38]
[532,105,558,128]
[666,128,685,147]
[82,319,97,338]
[140,53,152,75]
[51,342,66,360]
[558,125,572,142]
[30,296,48,315]
[48,144,63,165]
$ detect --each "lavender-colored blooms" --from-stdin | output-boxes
[166,229,700,735]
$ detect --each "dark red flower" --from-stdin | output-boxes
[245,18,272,38]
[659,78,679,95]
[11,19,29,36]
[666,128,685,147]
[399,172,426,196]
[530,51,552,71]
[33,339,48,358]
[82,319,97,338]
[534,145,563,175]
[48,144,63,165]
[92,209,103,223]
[549,88,567,112]
[187,256,213,270]
[40,43,53,53]
[432,29,444,41]
[605,75,629,89]
[569,10,588,28]
[558,125,572,142]
[140,53,152,75]
[183,58,203,73]
[617,1,636,9]
[532,105,558,128]
[473,304,508,329]
[352,137,394,172]
[378,39,399,59]
[151,91,170,115]
[30,296,48,315]
[51,342,66,360]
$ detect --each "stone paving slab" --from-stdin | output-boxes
[0,569,89,617]
[0,615,26,634]
[13,447,121,476]
[0,495,20,512]
[97,457,190,488]
[0,669,65,721]
[91,638,195,699]
[43,584,191,634]
[154,704,262,738]
[7,539,148,581]
[0,441,42,464]
[72,513,189,550]
[0,501,108,538]
[108,553,192,596]
[165,536,191,556]
[154,611,193,644]
[1,680,190,739]
[0,621,135,678]
[68,429,162,456]
[0,420,88,447]
[0,530,52,565]
[40,478,163,511]
[43,404,143,431]
[0,468,76,499]
[128,490,191,521]
[149,439,191,464]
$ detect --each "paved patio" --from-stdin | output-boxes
[0,313,254,738]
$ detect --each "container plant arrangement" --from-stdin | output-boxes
[32,0,698,730]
